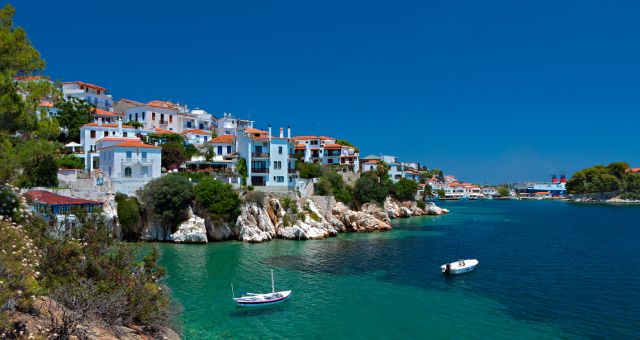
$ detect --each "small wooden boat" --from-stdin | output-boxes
[231,270,291,307]
[441,259,479,275]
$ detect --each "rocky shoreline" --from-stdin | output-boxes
[139,196,449,244]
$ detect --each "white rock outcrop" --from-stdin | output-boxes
[331,202,391,232]
[170,207,208,243]
[236,203,276,243]
[384,197,449,218]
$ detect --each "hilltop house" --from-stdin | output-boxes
[216,112,254,136]
[62,81,113,111]
[25,190,102,220]
[291,135,360,172]
[181,129,212,146]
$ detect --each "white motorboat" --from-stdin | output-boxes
[231,270,292,307]
[441,259,479,275]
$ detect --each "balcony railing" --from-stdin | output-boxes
[288,168,296,174]
[251,168,269,173]
[122,158,154,165]
[252,152,270,158]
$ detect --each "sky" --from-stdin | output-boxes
[9,0,640,183]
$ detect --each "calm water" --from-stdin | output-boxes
[158,200,640,339]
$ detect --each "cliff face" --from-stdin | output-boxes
[140,195,449,243]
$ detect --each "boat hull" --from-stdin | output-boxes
[234,291,292,307]
[441,259,479,275]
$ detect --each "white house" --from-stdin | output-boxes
[181,129,212,145]
[79,118,153,170]
[237,126,296,187]
[124,100,185,132]
[62,81,113,111]
[216,113,254,136]
[209,135,236,159]
[291,135,360,172]
[183,109,215,132]
[97,139,162,196]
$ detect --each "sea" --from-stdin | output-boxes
[157,200,640,339]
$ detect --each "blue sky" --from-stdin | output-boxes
[11,0,640,183]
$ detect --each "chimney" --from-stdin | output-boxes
[551,175,558,184]
[279,127,284,138]
[268,124,272,141]
[97,117,102,126]
[117,118,122,134]
[560,175,567,184]
[287,125,291,139]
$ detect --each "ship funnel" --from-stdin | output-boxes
[551,175,558,184]
[560,175,567,184]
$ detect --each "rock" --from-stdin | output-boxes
[361,203,391,224]
[170,207,208,243]
[236,203,276,242]
[277,199,335,240]
[331,202,391,232]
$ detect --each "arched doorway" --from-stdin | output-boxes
[124,167,132,177]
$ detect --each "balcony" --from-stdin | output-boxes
[252,152,270,158]
[288,168,296,174]
[122,158,154,165]
[251,168,269,173]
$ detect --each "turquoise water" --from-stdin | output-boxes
[158,200,640,339]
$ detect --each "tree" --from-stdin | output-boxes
[55,97,93,143]
[375,161,390,184]
[566,163,625,194]
[497,187,510,197]
[315,167,354,204]
[394,178,419,201]
[0,4,49,133]
[139,174,194,238]
[437,188,446,197]
[17,139,59,187]
[297,162,323,179]
[354,175,389,205]
[194,178,241,223]
[115,193,142,241]
[421,184,434,201]
[237,157,248,185]
[161,142,187,170]
[606,162,630,180]
[57,154,84,169]
[335,139,360,153]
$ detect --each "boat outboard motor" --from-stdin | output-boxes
[445,263,451,274]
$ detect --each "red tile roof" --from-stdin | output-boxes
[153,128,176,135]
[146,100,181,110]
[62,81,107,92]
[295,143,306,149]
[181,129,212,135]
[92,108,123,117]
[83,122,134,128]
[629,168,640,173]
[244,128,267,134]
[114,141,161,149]
[209,135,235,144]
[291,136,319,141]
[323,144,342,150]
[39,100,54,107]
[26,190,101,205]
[101,137,140,142]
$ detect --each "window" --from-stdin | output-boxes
[160,113,165,123]
[278,146,283,155]
[276,176,284,183]
[142,112,145,120]
[124,167,132,177]
[187,121,192,128]
[152,112,156,120]
[204,136,208,142]
[227,146,232,154]
[126,151,132,159]
[141,152,147,159]
[135,113,138,121]
[104,131,108,137]
[90,130,96,138]
[123,132,128,137]
[273,161,282,169]
[217,146,222,154]
[328,159,333,164]
[169,115,173,123]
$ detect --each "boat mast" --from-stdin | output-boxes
[271,269,275,293]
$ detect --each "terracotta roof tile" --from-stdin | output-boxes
[62,81,107,92]
[181,129,212,135]
[26,190,101,205]
[210,135,235,144]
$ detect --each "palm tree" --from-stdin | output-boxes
[422,184,434,201]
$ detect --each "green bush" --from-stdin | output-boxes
[282,214,291,227]
[115,193,142,241]
[139,174,194,237]
[57,154,84,169]
[297,212,306,222]
[417,200,426,209]
[0,186,21,221]
[303,204,321,222]
[393,178,419,201]
[297,162,323,179]
[354,175,389,205]
[194,178,241,223]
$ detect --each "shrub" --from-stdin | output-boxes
[297,212,306,222]
[354,175,389,205]
[417,200,426,209]
[0,186,21,221]
[244,190,265,207]
[16,139,59,188]
[57,155,84,169]
[161,142,187,170]
[194,178,241,223]
[297,162,323,179]
[139,174,194,237]
[303,204,321,222]
[282,214,291,227]
[393,178,419,201]
[115,193,142,241]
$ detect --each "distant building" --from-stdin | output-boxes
[216,113,254,136]
[62,81,113,110]
[292,135,360,172]
[181,129,212,146]
[514,175,567,197]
